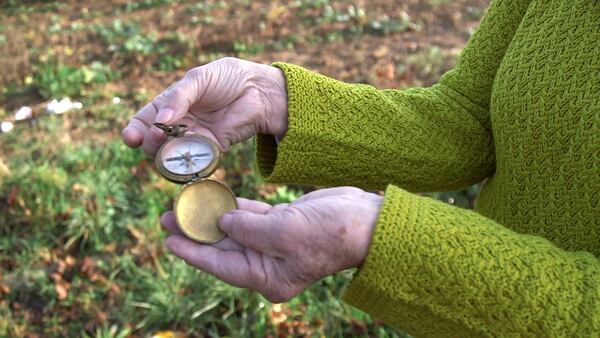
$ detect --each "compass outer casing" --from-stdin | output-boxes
[154,134,221,184]
[173,178,238,243]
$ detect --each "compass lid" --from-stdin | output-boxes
[174,178,237,243]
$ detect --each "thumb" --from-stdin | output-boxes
[219,210,278,253]
[155,73,204,124]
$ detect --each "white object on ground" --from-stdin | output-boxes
[1,121,14,133]
[46,97,83,115]
[15,106,33,121]
[112,96,121,104]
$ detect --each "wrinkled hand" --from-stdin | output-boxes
[161,187,383,303]
[122,57,288,156]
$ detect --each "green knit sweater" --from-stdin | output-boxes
[256,0,599,336]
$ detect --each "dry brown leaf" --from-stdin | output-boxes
[65,255,76,267]
[104,243,117,253]
[81,256,94,274]
[374,45,390,58]
[55,283,68,300]
[108,283,121,296]
[0,282,10,295]
[269,303,288,325]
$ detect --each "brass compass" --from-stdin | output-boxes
[154,122,237,243]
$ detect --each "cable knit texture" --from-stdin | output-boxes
[256,0,599,336]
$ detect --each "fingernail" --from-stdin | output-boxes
[219,213,232,231]
[156,108,174,123]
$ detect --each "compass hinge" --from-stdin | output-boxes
[153,122,188,137]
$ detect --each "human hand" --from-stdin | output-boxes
[122,57,288,156]
[161,187,383,303]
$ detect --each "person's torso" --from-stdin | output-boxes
[476,0,600,255]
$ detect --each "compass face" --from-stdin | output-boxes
[159,136,216,176]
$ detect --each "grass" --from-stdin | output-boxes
[0,107,407,337]
[0,0,489,336]
[32,59,119,99]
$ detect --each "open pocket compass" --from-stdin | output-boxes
[153,122,237,243]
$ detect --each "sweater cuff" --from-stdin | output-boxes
[342,184,417,314]
[256,133,278,178]
[255,62,375,186]
[342,184,512,336]
[341,185,478,335]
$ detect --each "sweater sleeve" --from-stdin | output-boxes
[256,0,532,192]
[342,185,600,336]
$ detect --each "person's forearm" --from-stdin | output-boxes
[343,185,600,336]
[257,67,494,192]
[256,0,532,192]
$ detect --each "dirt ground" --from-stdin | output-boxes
[1,0,489,112]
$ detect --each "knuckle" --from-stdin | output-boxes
[219,56,239,66]
[229,217,243,236]
[161,85,186,104]
[150,97,162,112]
[231,214,251,240]
[268,203,289,214]
[156,82,178,100]
[339,186,365,195]
[184,67,202,79]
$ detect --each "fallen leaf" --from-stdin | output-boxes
[108,283,121,296]
[104,243,116,253]
[65,255,76,267]
[374,45,389,58]
[81,256,94,274]
[55,283,68,300]
[6,186,19,207]
[0,282,10,295]
[269,303,288,325]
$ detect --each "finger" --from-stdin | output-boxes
[189,123,226,151]
[123,105,168,156]
[211,237,244,252]
[122,118,149,148]
[135,101,159,125]
[122,125,143,148]
[219,210,278,253]
[155,73,205,124]
[166,235,251,289]
[293,187,364,204]
[122,102,159,147]
[126,78,195,155]
[266,203,289,215]
[161,211,244,251]
[141,134,166,157]
[236,198,271,214]
[160,211,182,235]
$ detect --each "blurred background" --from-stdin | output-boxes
[0,0,488,337]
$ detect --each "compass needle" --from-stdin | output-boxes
[166,156,185,162]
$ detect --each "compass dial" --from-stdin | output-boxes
[159,136,216,176]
